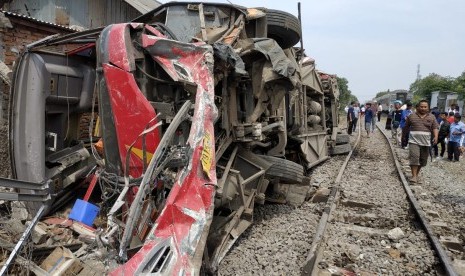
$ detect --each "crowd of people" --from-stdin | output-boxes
[345,100,465,184]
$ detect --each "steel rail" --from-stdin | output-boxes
[303,120,458,276]
[377,124,458,276]
[302,121,363,275]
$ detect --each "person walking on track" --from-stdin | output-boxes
[391,101,403,144]
[364,102,375,138]
[403,100,438,184]
[399,102,413,148]
[448,113,465,162]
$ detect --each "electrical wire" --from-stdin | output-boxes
[89,80,104,164]
[64,53,71,142]
[135,64,176,84]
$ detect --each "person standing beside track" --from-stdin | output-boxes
[347,101,356,135]
[447,111,455,124]
[377,103,383,122]
[433,112,450,159]
[403,100,438,184]
[353,102,360,132]
[370,101,378,133]
[448,113,465,162]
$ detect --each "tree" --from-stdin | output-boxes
[452,71,465,100]
[410,73,454,100]
[337,77,358,109]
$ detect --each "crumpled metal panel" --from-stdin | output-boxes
[237,38,300,87]
[301,57,324,94]
[110,26,217,275]
[102,63,161,178]
[106,23,139,72]
[100,23,161,178]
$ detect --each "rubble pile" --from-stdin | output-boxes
[0,201,106,275]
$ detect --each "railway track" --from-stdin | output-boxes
[302,122,458,275]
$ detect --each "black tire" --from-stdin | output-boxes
[330,143,351,155]
[335,134,350,145]
[260,155,304,184]
[266,9,301,49]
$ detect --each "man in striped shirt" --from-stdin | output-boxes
[403,100,439,184]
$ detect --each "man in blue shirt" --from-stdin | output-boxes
[391,101,403,143]
[347,101,356,135]
[364,102,374,137]
[399,102,413,147]
[448,113,465,162]
[431,106,441,124]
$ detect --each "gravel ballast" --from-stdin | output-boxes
[318,125,440,275]
[218,154,346,275]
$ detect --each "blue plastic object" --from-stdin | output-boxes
[69,199,100,226]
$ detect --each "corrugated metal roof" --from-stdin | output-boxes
[124,0,161,14]
[0,9,76,31]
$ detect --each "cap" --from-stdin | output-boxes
[394,100,402,105]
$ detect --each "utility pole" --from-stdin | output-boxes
[416,64,421,81]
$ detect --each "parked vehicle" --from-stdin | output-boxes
[3,2,350,274]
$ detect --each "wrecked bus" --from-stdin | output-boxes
[1,2,350,274]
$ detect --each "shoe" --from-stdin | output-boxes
[435,156,443,160]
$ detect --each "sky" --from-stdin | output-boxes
[162,0,465,103]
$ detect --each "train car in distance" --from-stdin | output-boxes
[374,89,413,113]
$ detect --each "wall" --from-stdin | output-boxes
[0,13,74,121]
[446,94,464,115]
[4,0,146,29]
[430,91,440,110]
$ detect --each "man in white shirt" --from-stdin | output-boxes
[377,104,383,122]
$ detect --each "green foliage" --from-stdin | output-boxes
[337,77,358,109]
[452,71,465,99]
[410,73,455,100]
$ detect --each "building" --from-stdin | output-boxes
[430,91,463,115]
[0,0,161,121]
[2,0,161,29]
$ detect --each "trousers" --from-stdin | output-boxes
[447,141,461,161]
